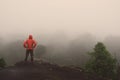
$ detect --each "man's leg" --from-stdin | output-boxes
[30,50,34,62]
[25,50,29,61]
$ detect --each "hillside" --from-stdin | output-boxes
[0,61,106,80]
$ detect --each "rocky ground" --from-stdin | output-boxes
[0,61,107,80]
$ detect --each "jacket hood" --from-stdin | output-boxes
[29,35,33,39]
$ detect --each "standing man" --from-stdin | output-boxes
[23,35,37,62]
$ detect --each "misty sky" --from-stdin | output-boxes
[0,0,120,41]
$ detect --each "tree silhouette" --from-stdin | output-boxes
[35,45,46,58]
[0,58,6,68]
[85,42,117,79]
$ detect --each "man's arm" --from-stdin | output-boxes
[33,40,37,48]
[23,40,27,48]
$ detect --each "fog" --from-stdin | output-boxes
[1,33,120,67]
[0,0,120,66]
[0,0,120,39]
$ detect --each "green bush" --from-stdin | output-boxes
[85,42,117,79]
[0,58,6,68]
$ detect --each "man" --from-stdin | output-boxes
[23,35,37,62]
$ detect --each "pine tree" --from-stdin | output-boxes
[85,42,117,79]
[0,58,6,68]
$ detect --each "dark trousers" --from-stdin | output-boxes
[25,49,34,62]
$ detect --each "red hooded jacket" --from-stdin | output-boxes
[24,35,37,50]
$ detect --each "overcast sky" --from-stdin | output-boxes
[0,0,120,41]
